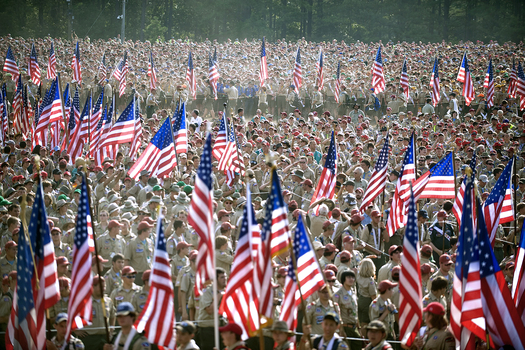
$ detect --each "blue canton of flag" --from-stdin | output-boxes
[79,94,92,124]
[152,117,175,150]
[197,135,213,189]
[69,88,80,130]
[16,220,35,329]
[375,137,389,171]
[63,83,70,108]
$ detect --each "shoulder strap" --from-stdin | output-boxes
[367,223,373,233]
[129,332,147,349]
[313,336,322,349]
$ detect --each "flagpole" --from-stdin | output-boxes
[452,150,459,236]
[212,241,220,350]
[513,155,517,246]
[57,73,68,147]
[80,159,111,343]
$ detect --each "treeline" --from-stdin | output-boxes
[0,0,524,43]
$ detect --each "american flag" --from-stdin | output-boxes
[135,214,175,349]
[259,38,268,88]
[128,116,177,180]
[100,96,136,148]
[129,98,143,160]
[387,133,416,237]
[148,51,157,92]
[483,157,514,246]
[22,84,33,137]
[256,168,291,320]
[398,187,422,347]
[316,48,324,91]
[62,88,80,155]
[189,134,215,297]
[97,53,107,86]
[46,42,56,80]
[293,47,302,94]
[360,136,389,213]
[64,177,94,343]
[512,222,525,325]
[6,181,60,350]
[68,93,92,162]
[400,59,409,100]
[508,59,517,98]
[1,83,7,138]
[479,201,525,349]
[3,46,19,81]
[95,96,116,165]
[0,88,5,144]
[71,42,82,86]
[457,52,467,83]
[417,152,456,199]
[280,214,324,331]
[209,48,220,100]
[186,52,196,100]
[461,54,475,106]
[450,179,485,350]
[212,114,228,160]
[279,215,325,331]
[334,61,341,103]
[28,43,41,86]
[310,131,337,212]
[12,75,23,136]
[172,102,188,154]
[35,78,63,145]
[88,91,105,157]
[90,104,107,159]
[220,187,260,338]
[430,58,441,107]
[484,58,495,108]
[372,46,386,93]
[112,52,128,98]
[452,152,477,226]
[218,118,244,176]
[517,62,525,111]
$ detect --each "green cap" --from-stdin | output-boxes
[152,185,162,192]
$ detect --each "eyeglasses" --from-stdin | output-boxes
[51,232,60,236]
[124,275,136,279]
[319,289,329,294]
[328,280,336,283]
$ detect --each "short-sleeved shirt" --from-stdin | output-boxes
[0,257,16,278]
[171,254,189,279]
[197,284,223,327]
[124,237,154,273]
[104,268,123,297]
[110,284,140,308]
[333,286,358,324]
[132,287,149,314]
[85,297,115,335]
[304,299,341,335]
[422,292,447,310]
[369,296,395,334]
[97,234,126,268]
[356,275,377,298]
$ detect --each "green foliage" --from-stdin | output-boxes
[0,0,523,42]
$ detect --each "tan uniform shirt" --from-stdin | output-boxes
[369,296,395,335]
[356,275,376,298]
[131,287,149,314]
[304,299,341,335]
[0,257,16,278]
[85,297,115,335]
[110,284,140,308]
[333,286,358,325]
[104,268,123,297]
[124,237,154,273]
[97,233,126,268]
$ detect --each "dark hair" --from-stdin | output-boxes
[173,220,184,230]
[431,276,448,292]
[237,108,243,113]
[339,270,356,284]
[324,250,334,257]
[112,253,124,262]
[192,109,199,116]
[216,267,226,278]
[427,312,448,330]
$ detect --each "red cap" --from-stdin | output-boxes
[324,270,336,281]
[219,323,243,336]
[188,250,198,261]
[439,254,453,265]
[2,277,9,286]
[277,266,288,277]
[217,210,232,219]
[421,244,433,255]
[351,214,364,224]
[221,222,235,231]
[423,302,445,316]
[302,179,313,187]
[176,241,193,250]
[324,243,339,253]
[142,217,155,224]
[56,256,70,266]
[421,263,433,275]
[58,276,71,289]
[122,266,137,275]
[142,270,151,281]
[378,280,398,292]
[108,220,123,230]
[331,208,341,217]
[93,275,105,285]
[5,241,17,250]
[322,220,333,229]
[388,245,403,255]
[138,221,154,231]
[392,266,401,276]
[339,251,351,262]
[371,210,381,218]
[343,235,355,244]
[437,210,447,218]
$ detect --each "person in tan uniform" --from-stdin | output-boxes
[303,284,342,335]
[422,276,447,310]
[131,270,150,315]
[97,220,126,272]
[357,258,377,333]
[299,312,349,350]
[77,276,115,350]
[103,302,150,350]
[48,277,71,324]
[411,302,454,350]
[0,241,16,278]
[333,270,361,350]
[369,280,398,340]
[215,235,234,274]
[197,268,227,350]
[104,254,125,297]
[110,266,140,309]
[124,221,154,284]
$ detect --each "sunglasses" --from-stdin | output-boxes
[51,232,60,236]
[328,280,336,283]
[124,275,136,279]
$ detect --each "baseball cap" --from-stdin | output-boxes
[188,250,198,261]
[423,302,445,316]
[339,251,351,263]
[138,221,154,231]
[108,220,123,230]
[142,270,151,281]
[421,244,433,255]
[439,254,453,265]
[176,241,193,250]
[421,263,433,275]
[5,241,17,250]
[56,256,70,266]
[388,245,403,255]
[176,321,196,334]
[219,323,243,336]
[378,280,398,292]
[116,302,136,316]
[324,270,336,281]
[122,266,137,275]
[324,243,339,253]
[392,266,401,276]
[323,312,340,324]
[437,210,447,218]
[343,235,355,244]
[366,320,386,331]
[55,313,68,324]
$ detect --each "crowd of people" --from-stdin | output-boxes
[0,35,524,350]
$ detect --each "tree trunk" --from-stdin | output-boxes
[281,0,287,38]
[167,0,173,39]
[141,0,147,41]
[307,0,313,40]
